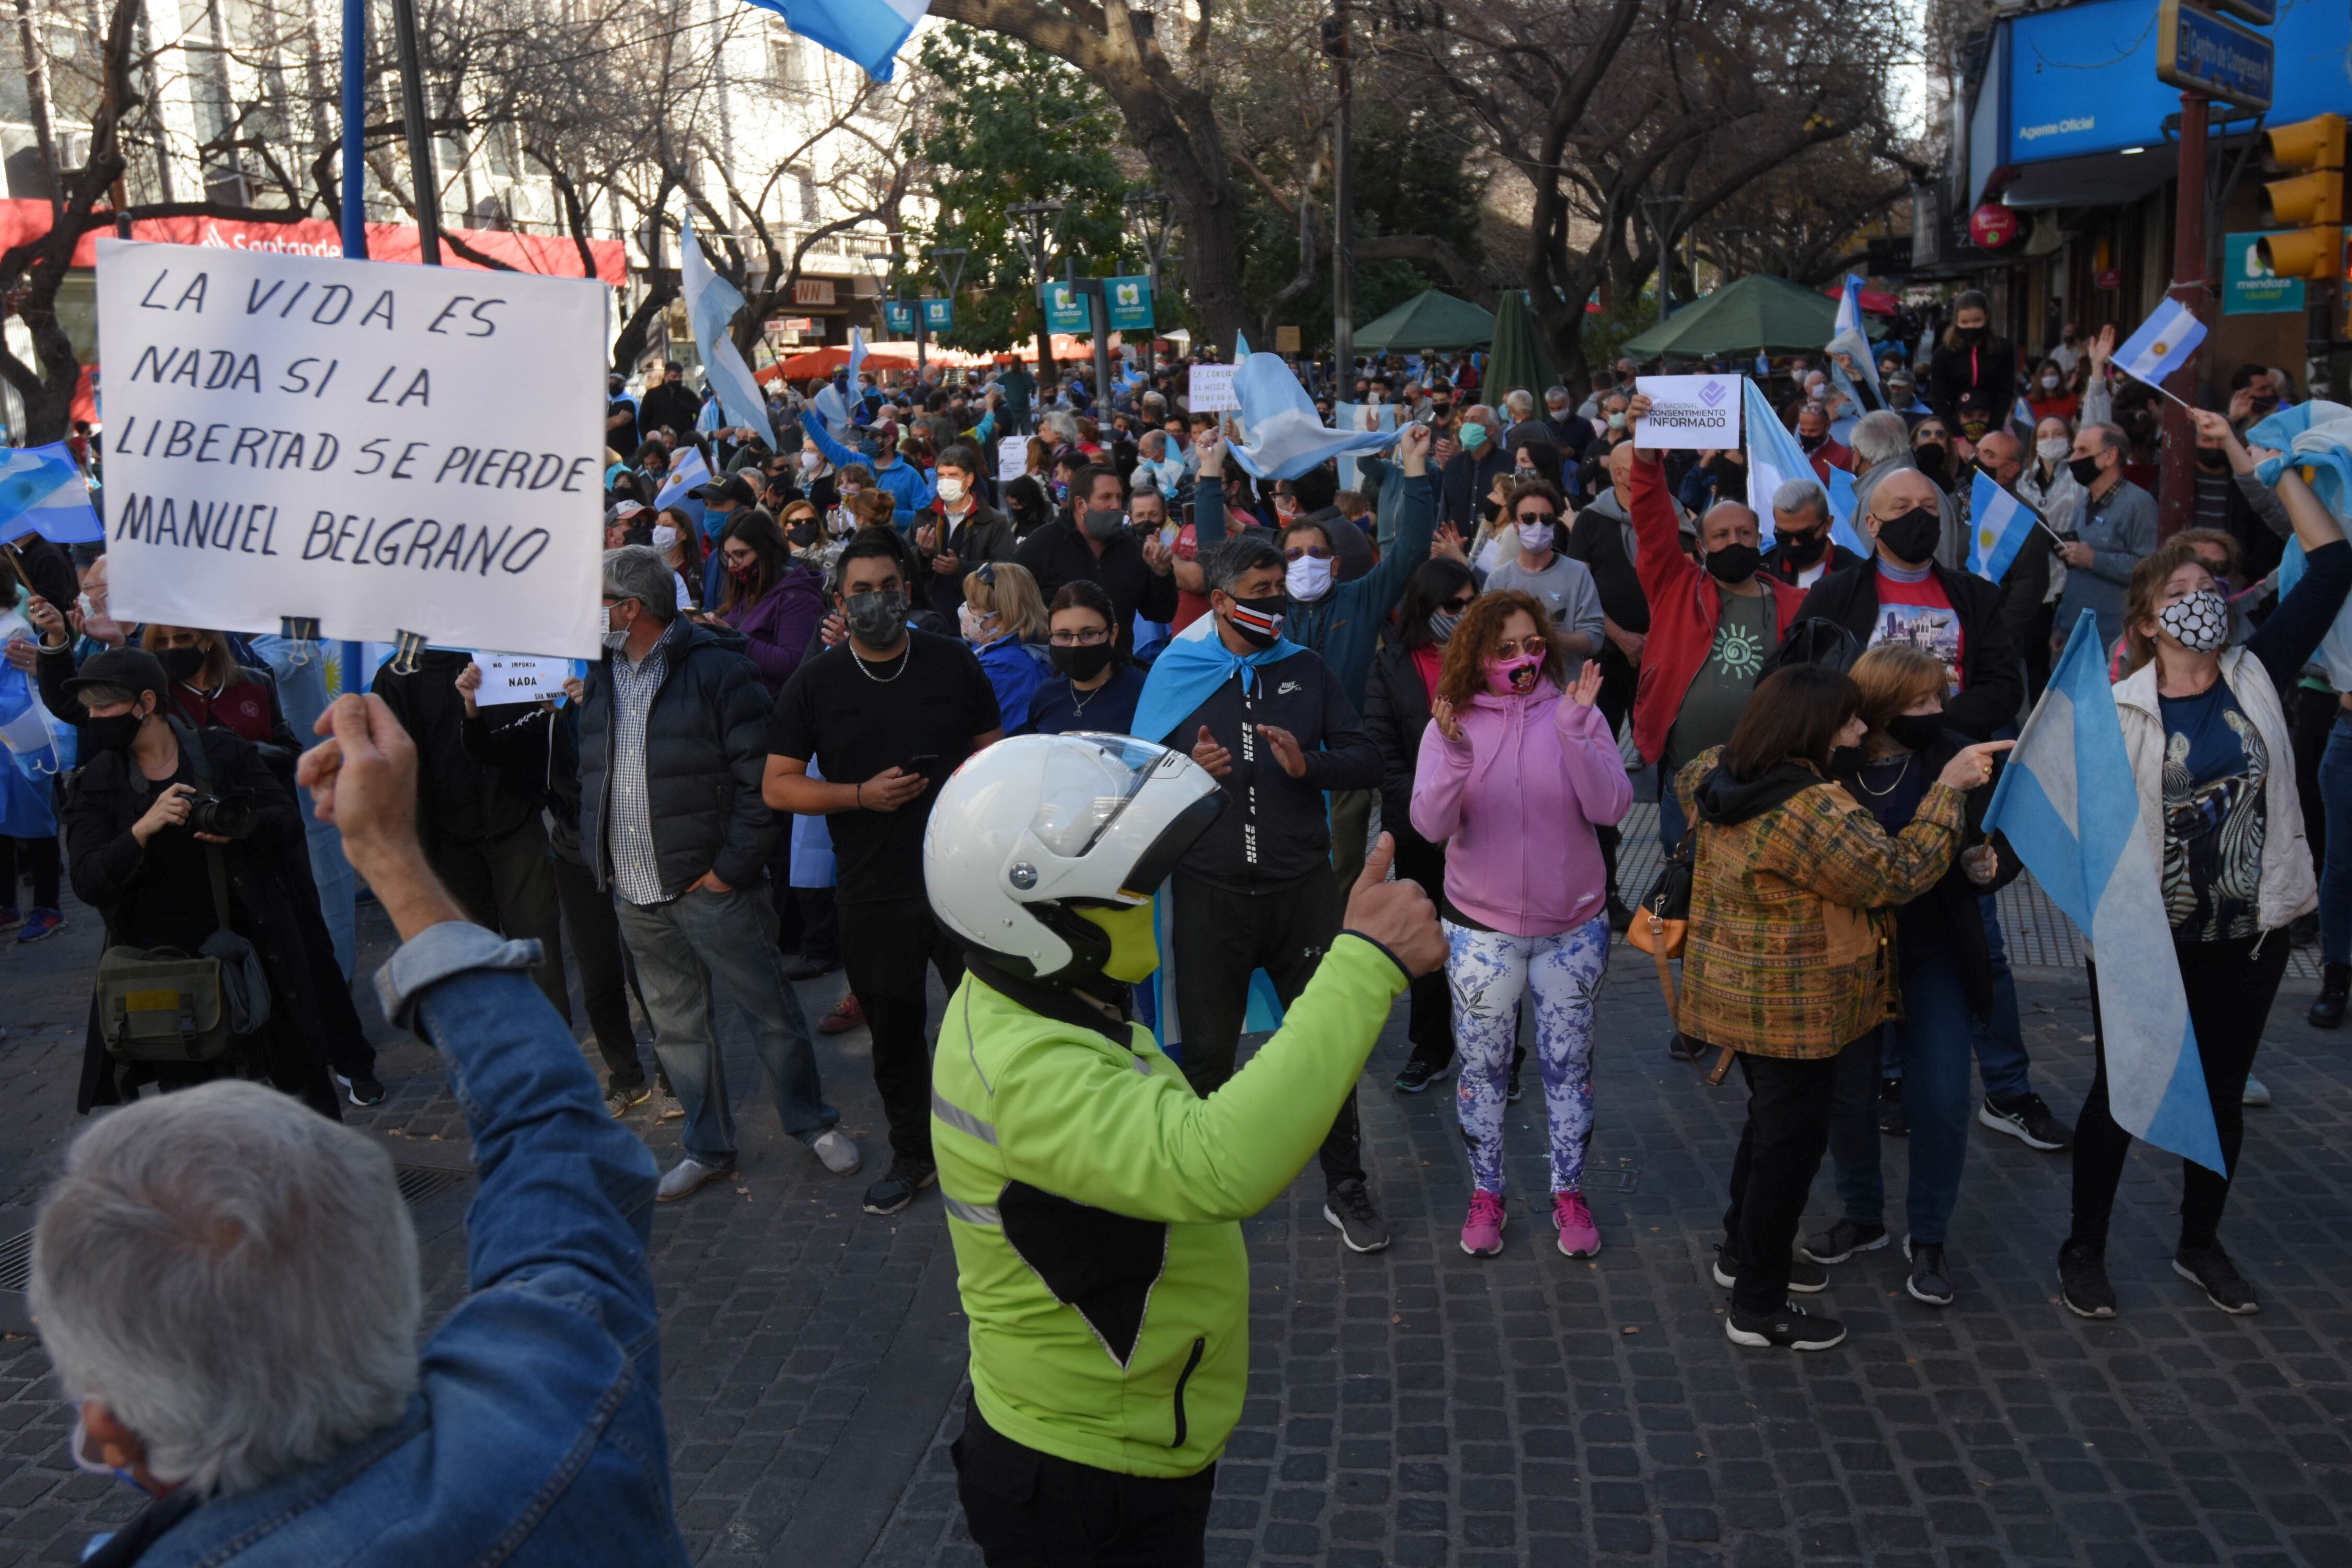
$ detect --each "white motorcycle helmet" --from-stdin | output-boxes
[924,732,1224,986]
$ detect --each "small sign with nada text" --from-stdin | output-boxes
[1633,374,1743,450]
[473,652,571,706]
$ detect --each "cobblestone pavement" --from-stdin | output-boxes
[4,885,2351,1567]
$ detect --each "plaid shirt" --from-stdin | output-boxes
[605,623,676,907]
[1673,748,1964,1058]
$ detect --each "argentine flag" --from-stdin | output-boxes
[654,444,711,534]
[1984,609,2224,1174]
[2114,297,2207,391]
[1825,274,1880,411]
[1966,468,2039,584]
[681,217,777,449]
[0,443,100,545]
[742,0,927,82]
[1226,345,1399,482]
[1742,377,1868,556]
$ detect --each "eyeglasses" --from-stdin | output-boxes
[1284,545,1333,561]
[1048,627,1111,647]
[1491,637,1545,661]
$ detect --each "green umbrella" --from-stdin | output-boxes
[1484,291,1560,407]
[1352,289,1495,352]
[1617,274,1837,361]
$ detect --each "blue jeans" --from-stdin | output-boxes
[1828,939,1974,1245]
[1657,773,1687,851]
[1968,895,2033,1103]
[2320,714,2352,964]
[615,884,837,1166]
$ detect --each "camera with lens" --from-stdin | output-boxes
[186,789,257,840]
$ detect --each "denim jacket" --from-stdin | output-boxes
[94,923,687,1567]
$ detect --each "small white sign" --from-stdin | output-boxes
[1633,374,1742,450]
[997,434,1028,485]
[473,652,570,706]
[1189,363,1239,413]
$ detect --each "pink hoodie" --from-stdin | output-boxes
[1408,681,1632,938]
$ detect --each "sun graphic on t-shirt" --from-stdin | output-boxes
[1716,620,1766,679]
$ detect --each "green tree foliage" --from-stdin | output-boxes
[906,24,1133,354]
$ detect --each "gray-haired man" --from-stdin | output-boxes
[1759,478,1862,591]
[581,545,859,1201]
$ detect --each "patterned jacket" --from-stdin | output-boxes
[1674,748,1965,1058]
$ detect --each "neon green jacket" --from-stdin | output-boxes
[931,936,1408,1478]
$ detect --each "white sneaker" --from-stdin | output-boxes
[2242,1075,2271,1108]
[656,1156,734,1203]
[812,1128,862,1175]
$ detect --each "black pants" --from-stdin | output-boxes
[550,850,648,1089]
[0,833,59,909]
[431,817,569,1022]
[953,1397,1215,1568]
[1394,833,1455,1070]
[2071,935,2288,1252]
[1170,867,1363,1189]
[1720,1042,1852,1315]
[2022,601,2056,707]
[2294,688,2336,878]
[839,896,964,1164]
[797,884,841,966]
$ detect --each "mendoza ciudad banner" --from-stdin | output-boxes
[95,237,607,660]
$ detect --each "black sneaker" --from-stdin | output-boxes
[1878,1078,1908,1137]
[2173,1243,2259,1315]
[603,1081,652,1118]
[1801,1218,1889,1265]
[1979,1092,2072,1151]
[1904,1237,1954,1307]
[862,1158,938,1217]
[2310,962,2350,1029]
[333,1071,386,1108]
[1507,1062,1524,1103]
[1725,1299,1846,1350]
[1667,1031,1696,1062]
[1393,1058,1450,1094]
[782,953,840,982]
[1713,1244,1827,1294]
[2057,1240,2116,1319]
[1322,1179,1391,1253]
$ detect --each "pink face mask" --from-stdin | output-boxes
[1485,652,1544,695]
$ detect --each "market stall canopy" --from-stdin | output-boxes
[757,343,918,384]
[1483,291,1560,403]
[1352,289,1495,352]
[1618,274,1838,360]
[1822,281,1899,316]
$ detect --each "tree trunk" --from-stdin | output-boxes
[611,279,678,379]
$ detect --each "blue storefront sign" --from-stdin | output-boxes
[2222,230,2307,315]
[2156,0,2273,111]
[882,298,915,335]
[1043,282,1091,335]
[920,297,953,332]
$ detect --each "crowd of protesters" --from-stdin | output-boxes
[13,297,2350,1565]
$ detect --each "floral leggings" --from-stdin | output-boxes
[1445,912,1611,1195]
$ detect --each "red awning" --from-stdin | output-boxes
[756,344,920,384]
[0,200,626,283]
[1822,281,1900,316]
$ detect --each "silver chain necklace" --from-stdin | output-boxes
[853,643,911,683]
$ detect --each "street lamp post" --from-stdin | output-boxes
[1008,199,1066,395]
[388,0,441,265]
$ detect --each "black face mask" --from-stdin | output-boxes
[1051,642,1115,682]
[842,588,908,647]
[789,517,822,548]
[1223,592,1288,650]
[1912,444,1948,482]
[2196,447,2230,471]
[1885,712,1946,754]
[159,646,205,683]
[1081,507,1125,541]
[1778,529,1828,567]
[1875,507,1941,566]
[2068,454,2104,487]
[1828,744,1866,776]
[1798,431,1826,453]
[1958,325,1988,344]
[86,708,144,754]
[1702,542,1760,584]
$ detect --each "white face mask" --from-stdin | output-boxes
[1285,554,1335,601]
[958,604,998,644]
[1607,412,1627,431]
[601,605,632,653]
[937,475,967,505]
[1517,521,1554,554]
[2040,374,2061,390]
[651,524,678,550]
[2036,436,2070,463]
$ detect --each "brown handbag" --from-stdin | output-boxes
[1624,839,1734,1086]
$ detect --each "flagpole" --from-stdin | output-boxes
[2157,90,2210,541]
[339,0,368,259]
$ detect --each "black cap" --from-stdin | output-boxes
[695,474,758,508]
[62,646,169,707]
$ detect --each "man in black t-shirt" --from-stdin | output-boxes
[765,532,1004,1217]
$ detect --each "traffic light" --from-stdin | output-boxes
[2256,113,2345,279]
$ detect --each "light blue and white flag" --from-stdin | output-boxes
[1742,376,1868,555]
[0,443,99,545]
[2113,297,2207,390]
[2012,395,2036,433]
[1966,468,2040,584]
[1983,608,2224,1174]
[739,0,927,82]
[1227,348,1399,482]
[848,325,870,386]
[2258,401,2352,685]
[1825,274,1880,414]
[680,217,776,450]
[655,445,711,534]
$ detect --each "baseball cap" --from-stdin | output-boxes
[695,474,758,508]
[62,647,169,707]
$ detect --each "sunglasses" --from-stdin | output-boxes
[1284,545,1333,561]
[1442,593,1476,612]
[1516,509,1558,524]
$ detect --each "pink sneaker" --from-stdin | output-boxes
[1460,1190,1506,1257]
[1553,1191,1601,1258]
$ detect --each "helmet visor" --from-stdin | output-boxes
[1025,733,1180,860]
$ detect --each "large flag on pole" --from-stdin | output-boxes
[1743,377,1868,556]
[740,0,928,82]
[1227,348,1399,481]
[679,217,776,451]
[2113,297,2208,391]
[1825,274,1880,412]
[0,443,100,545]
[1966,468,2040,584]
[1982,608,2225,1173]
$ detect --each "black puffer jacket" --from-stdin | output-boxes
[1363,641,1436,851]
[579,618,778,897]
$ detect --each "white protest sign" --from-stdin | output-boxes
[472,651,571,706]
[1188,363,1239,413]
[1633,373,1742,450]
[998,434,1028,484]
[97,238,606,659]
